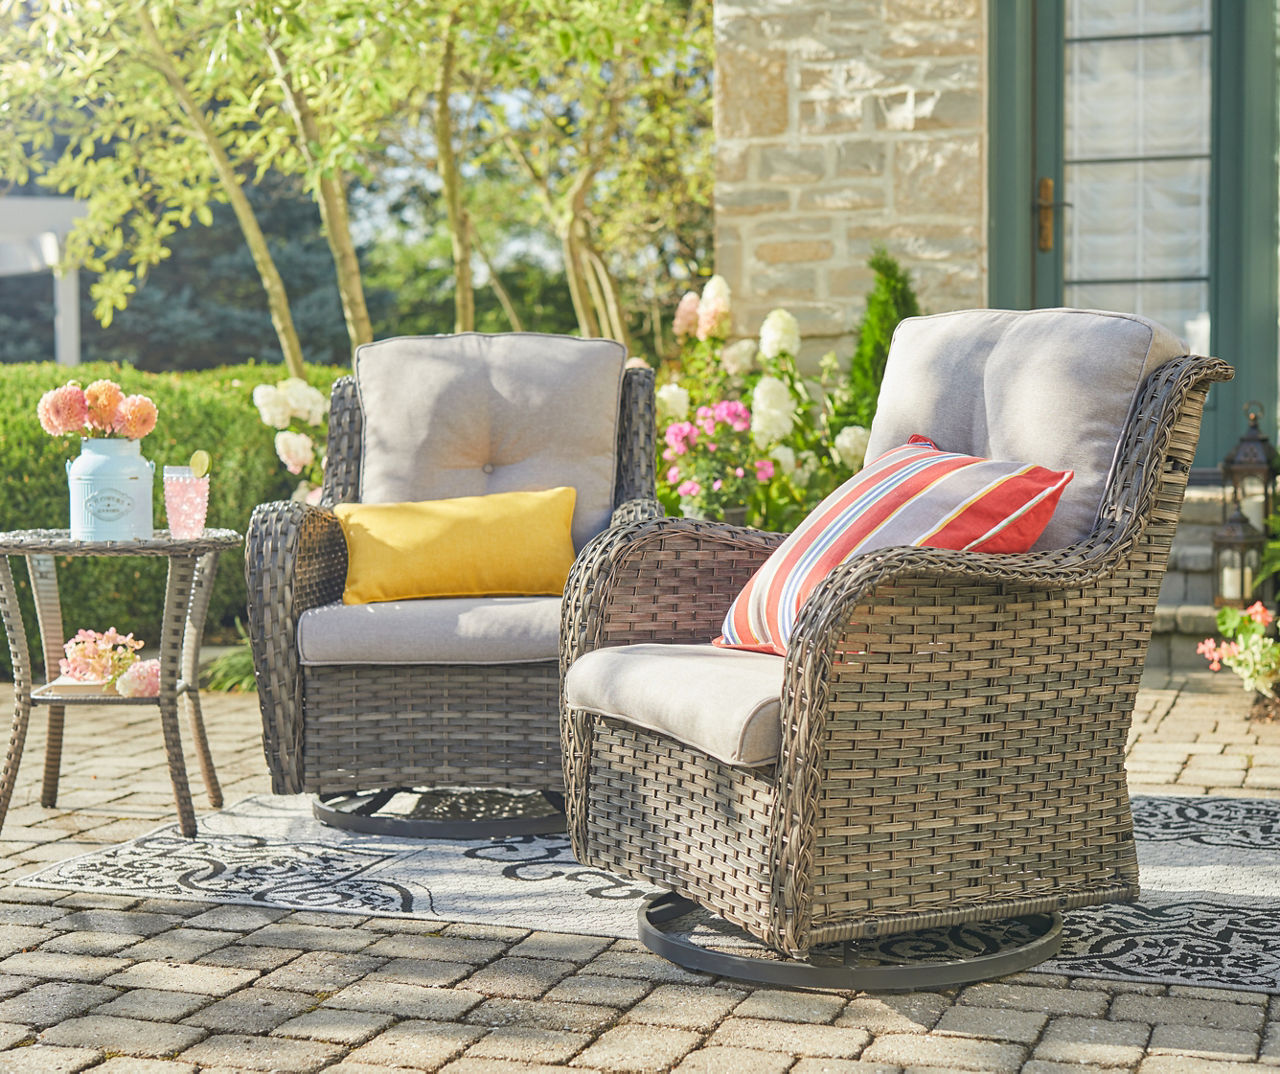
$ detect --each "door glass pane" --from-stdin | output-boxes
[1061,0,1211,347]
[1068,0,1210,38]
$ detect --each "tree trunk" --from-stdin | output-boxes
[471,221,523,331]
[137,10,306,377]
[262,38,373,357]
[561,224,599,338]
[435,14,474,333]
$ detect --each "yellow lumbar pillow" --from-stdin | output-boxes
[336,487,577,605]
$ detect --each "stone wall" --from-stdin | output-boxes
[714,0,988,359]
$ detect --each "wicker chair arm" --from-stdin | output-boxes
[244,500,347,793]
[561,515,784,670]
[609,497,664,527]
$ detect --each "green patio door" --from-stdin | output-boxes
[990,0,1278,472]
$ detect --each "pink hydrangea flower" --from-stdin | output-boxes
[663,422,698,456]
[754,459,775,481]
[677,479,702,497]
[712,479,722,491]
[666,466,680,483]
[113,395,158,439]
[672,291,700,341]
[712,400,751,432]
[84,380,124,433]
[59,628,143,685]
[37,383,88,436]
[116,658,161,698]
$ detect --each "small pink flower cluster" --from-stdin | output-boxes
[60,628,143,685]
[37,380,158,440]
[59,628,161,697]
[661,399,776,511]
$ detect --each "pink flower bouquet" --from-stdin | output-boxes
[37,379,157,440]
[59,628,160,697]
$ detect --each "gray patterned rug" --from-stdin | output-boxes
[14,794,1280,994]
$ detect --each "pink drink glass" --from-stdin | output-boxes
[164,466,209,539]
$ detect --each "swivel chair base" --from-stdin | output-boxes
[638,891,1064,991]
[314,786,567,839]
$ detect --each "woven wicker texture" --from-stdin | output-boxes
[246,358,656,797]
[561,354,1232,958]
[0,530,240,837]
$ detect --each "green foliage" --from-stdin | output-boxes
[202,620,258,693]
[835,248,921,430]
[0,360,344,679]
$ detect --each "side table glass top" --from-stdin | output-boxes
[0,528,241,556]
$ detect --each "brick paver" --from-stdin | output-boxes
[0,672,1274,1072]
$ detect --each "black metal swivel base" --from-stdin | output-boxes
[639,892,1064,991]
[314,786,567,839]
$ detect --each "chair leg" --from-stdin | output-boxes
[312,785,567,839]
[638,892,1064,992]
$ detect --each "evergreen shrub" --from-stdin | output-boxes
[0,360,344,678]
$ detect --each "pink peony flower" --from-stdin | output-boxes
[712,479,722,491]
[677,479,702,497]
[37,383,88,436]
[672,291,700,341]
[84,380,124,432]
[116,658,161,698]
[666,466,680,483]
[1246,601,1274,626]
[754,459,775,481]
[113,395,158,439]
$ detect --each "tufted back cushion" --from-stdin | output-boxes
[865,308,1188,550]
[355,333,626,550]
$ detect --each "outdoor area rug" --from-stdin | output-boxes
[15,793,1280,994]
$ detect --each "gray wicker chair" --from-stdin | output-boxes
[246,333,656,837]
[560,308,1232,989]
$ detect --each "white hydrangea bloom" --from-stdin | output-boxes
[751,375,796,446]
[655,382,691,422]
[252,384,293,429]
[274,430,316,475]
[793,449,819,488]
[758,308,801,360]
[279,377,328,426]
[833,425,871,470]
[720,338,758,376]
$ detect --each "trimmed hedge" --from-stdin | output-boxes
[0,361,345,678]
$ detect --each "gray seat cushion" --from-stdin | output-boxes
[297,596,561,666]
[865,307,1188,550]
[564,644,786,767]
[355,333,626,551]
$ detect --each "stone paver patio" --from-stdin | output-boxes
[0,671,1276,1072]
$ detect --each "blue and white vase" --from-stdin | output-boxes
[66,438,155,541]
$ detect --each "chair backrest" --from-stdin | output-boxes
[353,333,628,550]
[864,307,1189,550]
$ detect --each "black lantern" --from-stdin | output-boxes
[1213,503,1267,607]
[1221,401,1279,532]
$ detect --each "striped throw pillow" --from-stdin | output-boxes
[715,436,1073,655]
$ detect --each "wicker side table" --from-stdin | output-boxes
[0,529,242,838]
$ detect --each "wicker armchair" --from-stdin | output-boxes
[247,333,656,837]
[561,308,1232,989]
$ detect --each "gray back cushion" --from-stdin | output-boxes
[864,308,1188,550]
[355,333,627,550]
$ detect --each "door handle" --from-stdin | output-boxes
[1035,177,1072,253]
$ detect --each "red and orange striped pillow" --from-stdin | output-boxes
[715,436,1073,655]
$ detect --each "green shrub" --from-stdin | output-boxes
[834,248,921,430]
[0,361,345,679]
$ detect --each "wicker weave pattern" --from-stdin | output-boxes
[247,360,656,797]
[561,355,1231,958]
